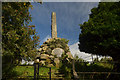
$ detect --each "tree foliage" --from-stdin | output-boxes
[79,2,120,60]
[2,2,40,78]
[79,2,120,71]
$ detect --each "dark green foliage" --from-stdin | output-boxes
[79,2,120,71]
[74,58,117,80]
[2,2,40,78]
[75,61,113,72]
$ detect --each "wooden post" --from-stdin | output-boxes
[97,55,99,61]
[37,63,39,80]
[72,59,79,79]
[91,54,94,64]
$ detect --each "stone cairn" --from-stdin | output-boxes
[36,38,73,67]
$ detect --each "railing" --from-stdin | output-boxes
[74,60,120,80]
[3,60,120,80]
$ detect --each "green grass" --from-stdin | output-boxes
[13,66,58,77]
[96,62,113,69]
[13,61,114,80]
[14,66,34,76]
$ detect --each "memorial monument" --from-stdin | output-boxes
[51,12,57,38]
[36,12,73,67]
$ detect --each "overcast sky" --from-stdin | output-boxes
[29,2,99,45]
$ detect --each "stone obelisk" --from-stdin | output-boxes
[51,12,57,38]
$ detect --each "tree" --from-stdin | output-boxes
[2,2,40,78]
[79,2,120,72]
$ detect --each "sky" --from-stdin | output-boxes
[29,2,99,45]
[29,2,100,61]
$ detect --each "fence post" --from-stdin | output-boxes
[49,67,51,80]
[37,63,39,80]
[34,63,36,80]
[91,55,93,61]
[72,59,79,80]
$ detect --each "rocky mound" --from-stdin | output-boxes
[35,38,73,67]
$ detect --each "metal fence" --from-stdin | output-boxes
[2,60,120,80]
[2,63,66,80]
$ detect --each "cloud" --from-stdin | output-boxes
[69,42,96,61]
[69,42,111,61]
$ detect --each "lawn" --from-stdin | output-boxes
[13,65,58,78]
[12,61,115,80]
